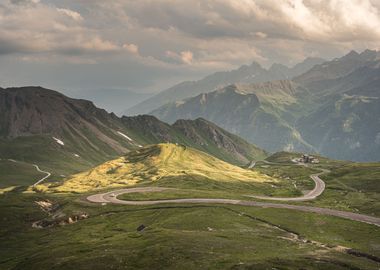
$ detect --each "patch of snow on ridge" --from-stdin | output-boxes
[53,137,64,146]
[117,131,133,141]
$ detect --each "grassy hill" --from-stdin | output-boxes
[47,144,275,193]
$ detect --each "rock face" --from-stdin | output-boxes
[150,50,380,161]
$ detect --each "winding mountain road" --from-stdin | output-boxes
[248,169,328,201]
[6,159,51,186]
[87,186,380,227]
[86,159,380,227]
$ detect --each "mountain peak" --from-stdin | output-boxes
[4,86,63,96]
[269,63,289,72]
[359,49,379,61]
[343,50,360,59]
[249,61,263,69]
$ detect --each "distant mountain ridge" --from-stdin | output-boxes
[294,50,380,87]
[150,50,380,161]
[125,57,325,116]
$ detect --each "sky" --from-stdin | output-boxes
[1,0,380,95]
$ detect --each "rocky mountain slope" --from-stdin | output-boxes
[150,50,380,161]
[0,86,144,176]
[0,87,265,180]
[294,50,380,161]
[125,57,324,116]
[151,84,315,153]
[294,50,380,88]
[121,115,267,165]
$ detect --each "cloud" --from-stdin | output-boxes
[1,0,380,92]
[180,51,193,64]
[56,8,83,21]
[10,0,40,5]
[0,1,121,56]
[124,0,380,42]
[2,0,380,60]
[254,32,267,39]
[82,37,118,52]
[123,43,139,54]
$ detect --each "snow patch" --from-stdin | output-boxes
[175,101,185,107]
[375,133,380,145]
[200,94,207,105]
[53,137,64,146]
[349,141,361,149]
[117,131,133,141]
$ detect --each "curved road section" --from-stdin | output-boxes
[6,159,51,187]
[33,165,51,186]
[87,187,380,227]
[248,169,328,201]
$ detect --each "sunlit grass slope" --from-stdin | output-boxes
[49,143,276,193]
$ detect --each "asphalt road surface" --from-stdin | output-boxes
[87,186,380,227]
[248,169,328,201]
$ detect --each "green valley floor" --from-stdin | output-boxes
[0,150,379,269]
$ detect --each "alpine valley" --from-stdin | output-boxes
[140,50,380,162]
[1,54,380,270]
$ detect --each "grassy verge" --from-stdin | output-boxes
[0,159,45,188]
[0,192,379,270]
[304,163,380,216]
